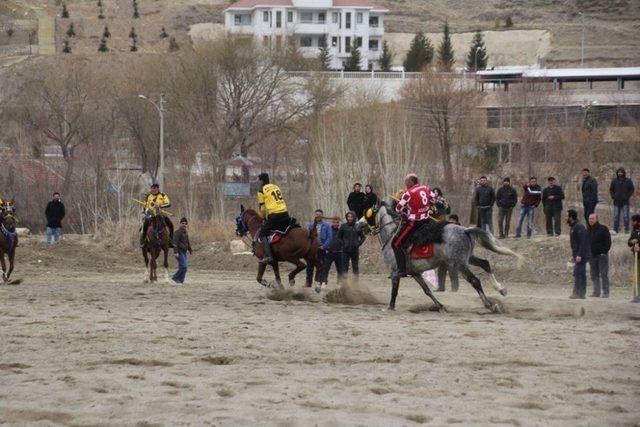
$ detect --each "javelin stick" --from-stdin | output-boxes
[131,198,173,216]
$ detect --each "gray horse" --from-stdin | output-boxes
[357,202,522,312]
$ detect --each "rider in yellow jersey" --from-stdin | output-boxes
[0,195,4,223]
[140,183,174,247]
[257,172,290,264]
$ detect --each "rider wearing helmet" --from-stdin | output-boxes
[256,172,290,264]
[140,183,174,247]
[392,174,432,277]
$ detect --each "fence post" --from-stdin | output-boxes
[401,70,405,79]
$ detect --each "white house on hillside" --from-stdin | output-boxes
[224,0,388,70]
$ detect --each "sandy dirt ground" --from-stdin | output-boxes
[1,259,639,426]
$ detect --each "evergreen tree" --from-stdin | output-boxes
[318,36,331,70]
[98,37,108,52]
[169,36,179,52]
[437,21,455,72]
[379,40,393,71]
[63,39,71,53]
[344,40,361,71]
[103,26,111,38]
[61,3,69,18]
[160,27,169,39]
[505,16,513,27]
[133,1,139,19]
[66,23,75,38]
[129,27,137,41]
[97,0,102,7]
[7,27,14,38]
[130,39,138,52]
[402,32,433,72]
[465,30,488,71]
[98,7,104,19]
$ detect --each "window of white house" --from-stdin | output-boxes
[369,16,379,27]
[318,12,326,23]
[357,13,363,24]
[263,11,269,22]
[276,11,282,28]
[345,36,351,52]
[235,14,251,25]
[299,36,313,47]
[345,12,351,29]
[331,36,338,47]
[369,39,379,50]
[300,12,313,23]
[356,37,362,48]
[287,11,293,22]
[332,12,338,24]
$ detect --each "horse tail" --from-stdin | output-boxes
[464,227,524,264]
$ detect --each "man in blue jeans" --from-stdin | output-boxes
[170,217,192,285]
[587,213,611,298]
[568,209,590,299]
[515,177,542,238]
[45,192,66,244]
[609,167,634,233]
[305,209,331,287]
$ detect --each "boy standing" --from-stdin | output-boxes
[170,217,192,285]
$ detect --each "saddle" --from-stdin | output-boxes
[265,218,300,245]
[402,218,449,260]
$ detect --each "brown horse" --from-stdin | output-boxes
[0,200,20,285]
[141,207,170,283]
[236,205,319,289]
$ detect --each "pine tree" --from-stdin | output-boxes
[63,39,71,53]
[103,26,111,38]
[505,16,513,27]
[345,40,362,71]
[7,27,14,38]
[379,40,393,71]
[403,32,434,72]
[437,21,455,72]
[97,0,102,7]
[160,27,169,39]
[133,1,139,19]
[98,37,108,52]
[169,36,179,52]
[130,39,138,52]
[61,3,69,18]
[465,30,488,71]
[98,6,104,19]
[318,36,331,70]
[129,27,137,41]
[66,23,75,37]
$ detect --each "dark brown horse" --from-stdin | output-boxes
[141,206,170,283]
[236,206,319,289]
[0,200,20,285]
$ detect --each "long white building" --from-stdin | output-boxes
[223,0,388,70]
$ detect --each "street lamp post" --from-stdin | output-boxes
[138,93,166,189]
[579,12,585,65]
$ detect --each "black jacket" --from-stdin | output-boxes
[588,222,611,256]
[338,221,365,252]
[542,185,565,212]
[496,185,518,209]
[363,192,378,211]
[45,200,66,228]
[628,229,640,252]
[347,191,366,218]
[173,228,193,254]
[609,176,635,206]
[582,176,598,205]
[570,222,590,260]
[326,227,343,253]
[474,185,495,208]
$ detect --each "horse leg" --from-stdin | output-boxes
[412,273,446,312]
[449,265,460,292]
[257,262,269,287]
[163,248,170,282]
[0,252,7,283]
[288,259,306,287]
[469,255,507,296]
[272,262,283,289]
[389,275,400,310]
[8,248,15,280]
[151,250,157,282]
[142,248,150,283]
[458,264,496,311]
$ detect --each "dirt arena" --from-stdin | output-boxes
[1,241,639,426]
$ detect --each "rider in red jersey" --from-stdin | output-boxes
[392,174,432,277]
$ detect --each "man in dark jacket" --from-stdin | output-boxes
[628,214,640,303]
[347,182,366,220]
[542,177,565,237]
[363,184,378,213]
[581,168,598,223]
[170,217,193,285]
[609,167,635,233]
[496,177,518,238]
[515,177,542,239]
[45,192,66,244]
[317,218,344,290]
[305,209,331,287]
[568,209,590,299]
[474,176,495,233]
[338,211,365,279]
[587,213,611,298]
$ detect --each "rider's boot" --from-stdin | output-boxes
[259,236,274,264]
[139,226,146,248]
[166,219,175,248]
[393,247,408,277]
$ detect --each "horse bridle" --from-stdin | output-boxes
[365,206,398,250]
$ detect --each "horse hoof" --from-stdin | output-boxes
[491,303,503,314]
[499,288,508,297]
[387,305,395,311]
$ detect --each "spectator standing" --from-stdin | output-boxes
[542,177,565,237]
[170,217,193,285]
[305,209,331,287]
[628,214,640,303]
[347,182,366,220]
[318,218,344,288]
[363,184,378,213]
[609,167,635,233]
[45,192,66,244]
[581,168,598,223]
[567,209,591,299]
[587,213,611,298]
[515,177,542,239]
[496,177,518,238]
[474,176,495,233]
[338,211,365,280]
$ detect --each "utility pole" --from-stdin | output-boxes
[138,93,166,189]
[579,12,585,66]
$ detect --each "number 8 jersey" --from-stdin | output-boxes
[257,183,288,218]
[395,184,432,221]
